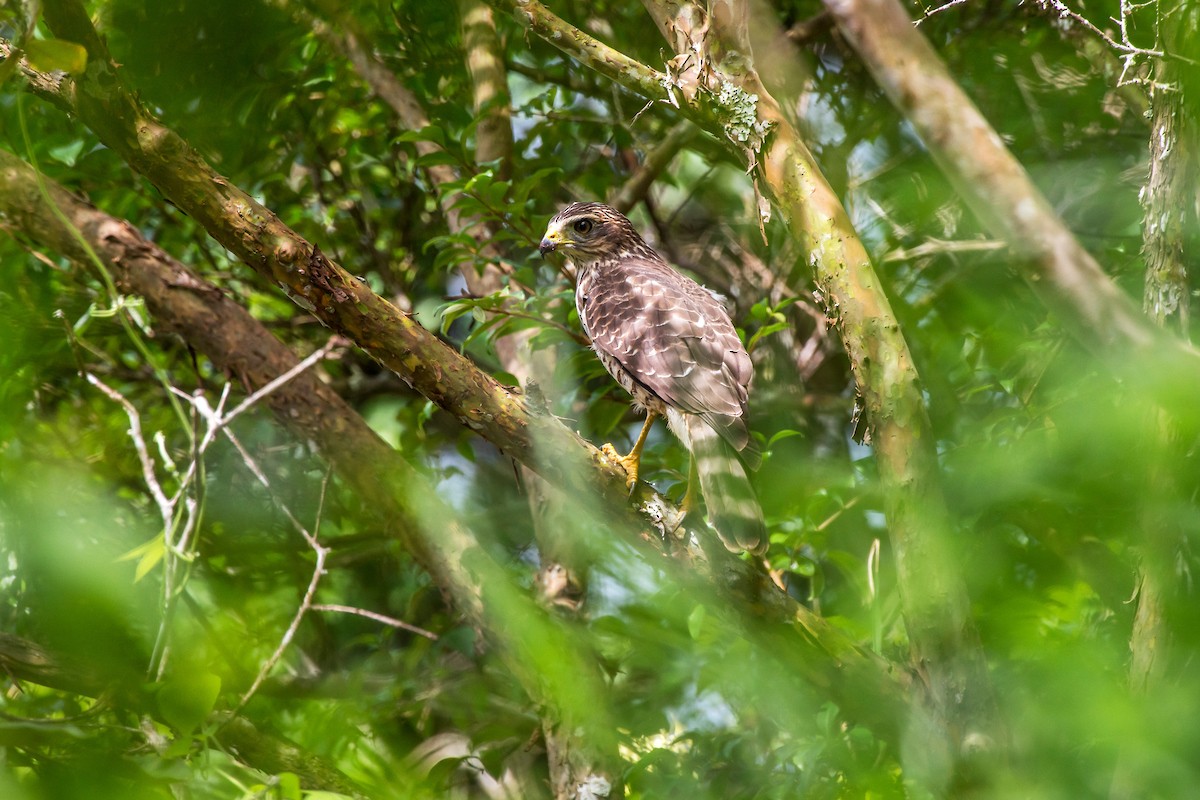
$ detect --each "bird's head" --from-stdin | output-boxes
[538,202,645,261]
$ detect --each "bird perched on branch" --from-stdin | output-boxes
[539,202,765,554]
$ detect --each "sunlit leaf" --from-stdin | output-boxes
[157,672,221,735]
[24,38,88,74]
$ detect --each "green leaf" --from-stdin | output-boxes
[767,429,802,448]
[277,772,301,800]
[462,170,494,193]
[395,124,445,147]
[414,151,459,168]
[116,535,166,583]
[47,140,87,167]
[24,38,88,74]
[441,626,476,656]
[455,434,477,463]
[792,555,817,577]
[511,167,561,207]
[162,735,193,759]
[746,321,789,352]
[157,672,221,735]
[687,604,707,641]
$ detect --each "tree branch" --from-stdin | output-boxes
[485,0,1003,774]
[609,119,696,213]
[822,0,1200,396]
[1113,5,1199,794]
[21,0,919,750]
[0,631,367,797]
[33,0,670,541]
[0,146,621,787]
[634,0,1002,771]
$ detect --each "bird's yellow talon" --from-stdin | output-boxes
[601,412,656,494]
[543,202,765,553]
[602,442,640,492]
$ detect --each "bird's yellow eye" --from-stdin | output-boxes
[573,219,593,234]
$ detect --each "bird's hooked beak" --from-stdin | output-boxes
[538,226,562,256]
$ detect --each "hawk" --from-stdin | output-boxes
[539,202,765,554]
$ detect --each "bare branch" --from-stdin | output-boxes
[918,0,969,22]
[310,604,439,640]
[236,470,332,712]
[86,374,174,531]
[0,632,367,797]
[1035,0,1162,58]
[822,0,1200,403]
[223,337,342,427]
[609,120,697,213]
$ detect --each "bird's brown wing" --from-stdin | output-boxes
[581,257,753,453]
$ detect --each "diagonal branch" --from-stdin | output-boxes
[629,0,1001,767]
[23,0,919,745]
[0,630,367,796]
[0,144,621,783]
[822,0,1200,398]
[32,1,665,539]
[609,119,697,213]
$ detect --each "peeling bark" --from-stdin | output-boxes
[1113,5,1198,795]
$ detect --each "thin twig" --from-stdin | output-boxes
[463,303,589,345]
[311,604,439,640]
[86,374,173,530]
[882,237,1008,262]
[234,469,334,713]
[222,337,341,426]
[1037,0,1162,57]
[92,336,343,682]
[918,0,968,22]
[815,495,862,533]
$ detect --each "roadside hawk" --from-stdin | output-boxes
[539,202,766,554]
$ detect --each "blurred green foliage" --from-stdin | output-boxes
[2,0,1199,798]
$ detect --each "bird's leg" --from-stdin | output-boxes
[680,451,699,516]
[602,411,656,493]
[663,453,699,540]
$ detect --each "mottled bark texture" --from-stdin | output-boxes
[1130,37,1192,697]
[1113,5,1199,797]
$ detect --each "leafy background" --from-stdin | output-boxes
[2,0,1199,798]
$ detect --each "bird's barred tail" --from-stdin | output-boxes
[687,416,766,555]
